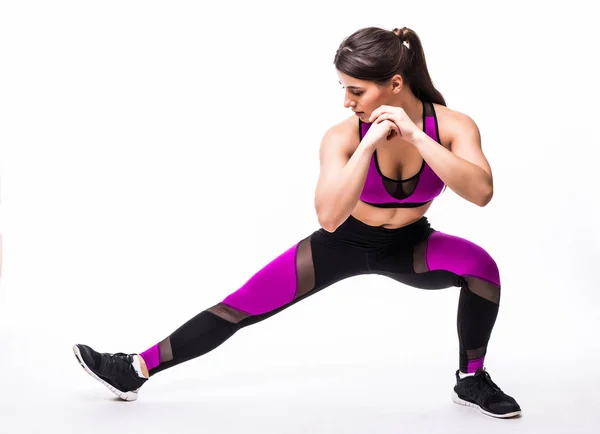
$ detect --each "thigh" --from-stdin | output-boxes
[415,231,501,302]
[371,229,501,300]
[209,228,370,326]
[415,231,500,285]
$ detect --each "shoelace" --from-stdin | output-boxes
[472,370,503,401]
[100,352,135,377]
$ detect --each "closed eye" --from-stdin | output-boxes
[341,86,363,96]
[339,81,364,96]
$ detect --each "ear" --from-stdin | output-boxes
[390,74,404,94]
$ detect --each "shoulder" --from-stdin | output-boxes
[319,115,361,157]
[431,103,481,149]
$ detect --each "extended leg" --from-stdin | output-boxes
[143,235,321,375]
[74,230,368,399]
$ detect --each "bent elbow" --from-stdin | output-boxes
[315,206,340,232]
[317,213,340,233]
[477,186,493,207]
[321,222,340,233]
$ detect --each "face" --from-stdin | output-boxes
[337,70,397,122]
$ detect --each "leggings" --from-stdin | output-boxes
[141,214,501,376]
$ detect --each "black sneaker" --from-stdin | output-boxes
[452,368,521,418]
[73,344,148,401]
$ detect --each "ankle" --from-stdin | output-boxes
[137,355,150,377]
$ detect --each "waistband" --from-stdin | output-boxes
[320,214,432,249]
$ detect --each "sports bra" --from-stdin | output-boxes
[358,101,445,208]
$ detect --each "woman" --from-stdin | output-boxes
[73,26,521,419]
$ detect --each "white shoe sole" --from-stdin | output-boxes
[73,345,139,401]
[451,391,521,418]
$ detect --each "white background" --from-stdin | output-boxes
[1,0,598,433]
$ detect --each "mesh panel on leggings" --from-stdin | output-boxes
[207,237,315,324]
[412,236,430,273]
[294,237,315,298]
[464,276,500,305]
[207,303,250,324]
[466,346,487,360]
[158,337,174,363]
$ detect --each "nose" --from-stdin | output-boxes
[344,99,357,109]
[343,92,356,109]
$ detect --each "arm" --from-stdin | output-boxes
[411,112,493,207]
[314,123,375,232]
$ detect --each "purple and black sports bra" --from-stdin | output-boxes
[358,101,445,208]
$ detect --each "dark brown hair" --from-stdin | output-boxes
[334,26,446,106]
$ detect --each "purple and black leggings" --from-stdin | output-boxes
[141,214,501,376]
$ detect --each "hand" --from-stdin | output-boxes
[368,105,422,144]
[361,118,400,150]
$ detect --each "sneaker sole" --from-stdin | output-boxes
[451,391,521,418]
[72,344,139,401]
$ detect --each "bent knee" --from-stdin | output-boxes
[425,232,500,288]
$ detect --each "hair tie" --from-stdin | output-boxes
[392,27,410,49]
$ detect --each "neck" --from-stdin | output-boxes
[393,92,423,126]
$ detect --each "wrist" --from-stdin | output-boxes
[409,129,428,146]
[358,139,377,154]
